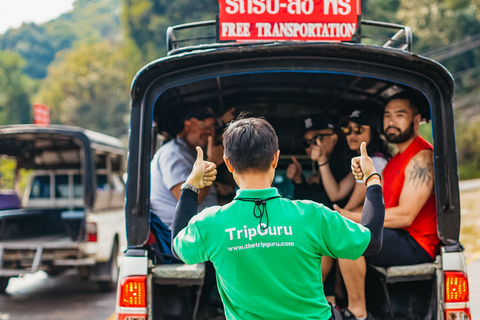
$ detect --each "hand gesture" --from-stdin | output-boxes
[351,142,376,183]
[286,156,303,183]
[186,146,217,189]
[310,137,328,164]
[207,135,224,166]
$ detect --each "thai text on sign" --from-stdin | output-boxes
[218,0,361,41]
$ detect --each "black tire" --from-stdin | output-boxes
[97,240,119,292]
[0,277,10,294]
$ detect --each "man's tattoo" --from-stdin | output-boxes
[408,158,433,188]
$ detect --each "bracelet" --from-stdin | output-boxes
[318,161,329,167]
[365,173,382,186]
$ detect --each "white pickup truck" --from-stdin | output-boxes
[0,125,127,293]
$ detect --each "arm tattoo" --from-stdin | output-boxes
[408,158,433,189]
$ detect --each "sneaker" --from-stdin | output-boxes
[341,309,375,320]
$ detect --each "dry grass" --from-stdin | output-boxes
[460,189,480,260]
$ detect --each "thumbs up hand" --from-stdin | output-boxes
[286,156,303,184]
[186,146,217,189]
[351,142,376,183]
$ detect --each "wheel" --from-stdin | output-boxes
[0,277,10,294]
[97,240,119,292]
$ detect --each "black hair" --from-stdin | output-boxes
[387,91,422,116]
[223,117,279,174]
[367,128,393,160]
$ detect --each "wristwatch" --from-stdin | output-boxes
[181,182,200,194]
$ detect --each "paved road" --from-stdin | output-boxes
[468,256,480,318]
[0,269,115,320]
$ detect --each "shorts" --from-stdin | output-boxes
[365,228,432,267]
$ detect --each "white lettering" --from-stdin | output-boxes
[253,0,266,14]
[338,0,351,15]
[324,0,338,15]
[258,224,269,236]
[287,0,301,14]
[225,227,236,240]
[269,226,277,235]
[225,0,239,14]
[266,0,279,14]
[237,229,243,239]
[284,226,293,235]
[301,0,314,14]
[248,228,257,240]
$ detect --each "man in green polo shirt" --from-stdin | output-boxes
[172,117,384,320]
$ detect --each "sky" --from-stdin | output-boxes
[0,0,76,34]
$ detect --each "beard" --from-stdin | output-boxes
[384,121,415,144]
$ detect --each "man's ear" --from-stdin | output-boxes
[224,155,234,173]
[184,119,192,130]
[413,113,422,127]
[272,150,280,169]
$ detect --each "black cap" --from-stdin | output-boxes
[302,115,335,131]
[184,106,216,121]
[348,109,381,132]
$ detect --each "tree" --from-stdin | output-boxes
[34,41,130,138]
[0,51,34,125]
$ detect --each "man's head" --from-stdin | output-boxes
[223,117,279,174]
[383,92,422,144]
[181,106,216,149]
[301,116,338,158]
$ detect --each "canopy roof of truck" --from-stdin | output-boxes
[0,124,123,156]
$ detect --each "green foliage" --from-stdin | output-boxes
[0,0,121,79]
[34,42,130,139]
[121,0,219,62]
[0,157,32,197]
[0,51,34,125]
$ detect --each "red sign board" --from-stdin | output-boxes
[33,103,50,126]
[218,0,360,42]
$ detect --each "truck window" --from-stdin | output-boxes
[55,175,69,199]
[29,175,50,199]
[73,174,82,198]
[96,174,109,190]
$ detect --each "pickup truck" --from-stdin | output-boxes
[116,7,471,320]
[0,125,127,293]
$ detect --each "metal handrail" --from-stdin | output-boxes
[166,19,413,54]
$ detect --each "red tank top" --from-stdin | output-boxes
[383,136,439,259]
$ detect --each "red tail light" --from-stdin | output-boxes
[117,276,147,320]
[445,271,471,320]
[119,276,147,308]
[86,222,97,242]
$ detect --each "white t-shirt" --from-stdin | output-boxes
[356,155,388,183]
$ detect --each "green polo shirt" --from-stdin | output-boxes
[173,188,371,320]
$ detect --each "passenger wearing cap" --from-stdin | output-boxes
[336,108,392,211]
[286,115,355,210]
[150,106,224,231]
[319,109,392,314]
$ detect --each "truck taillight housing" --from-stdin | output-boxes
[86,222,97,242]
[119,276,147,308]
[445,271,471,320]
[117,275,148,320]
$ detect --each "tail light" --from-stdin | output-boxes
[86,222,97,242]
[117,275,147,320]
[445,271,471,320]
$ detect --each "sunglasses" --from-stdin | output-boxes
[341,125,365,136]
[302,133,334,148]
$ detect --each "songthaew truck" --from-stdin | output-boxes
[0,125,127,293]
[116,1,471,319]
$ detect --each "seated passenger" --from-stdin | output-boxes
[337,108,392,210]
[334,92,440,320]
[321,108,392,310]
[149,106,224,262]
[287,116,355,209]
